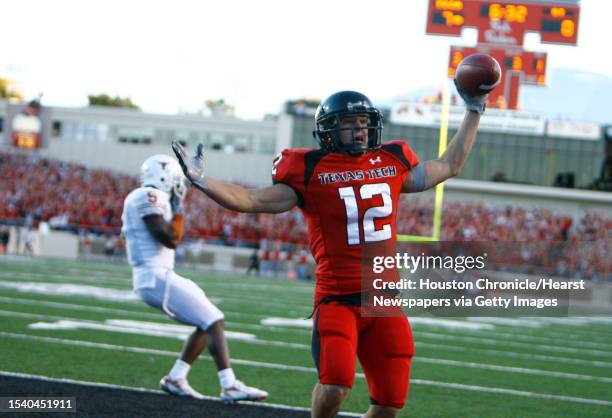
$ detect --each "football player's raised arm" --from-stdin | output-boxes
[197,179,298,213]
[172,141,298,214]
[402,111,480,193]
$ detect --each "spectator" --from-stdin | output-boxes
[0,151,608,279]
[271,242,282,277]
[296,247,309,280]
[246,250,260,276]
[23,227,35,256]
[259,244,270,277]
[0,226,9,254]
[285,245,295,280]
[104,233,117,260]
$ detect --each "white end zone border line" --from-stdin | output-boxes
[0,370,362,418]
[1,332,611,408]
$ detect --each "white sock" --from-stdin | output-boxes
[168,359,191,381]
[218,368,236,389]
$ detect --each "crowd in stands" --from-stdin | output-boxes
[1,152,609,279]
[396,197,609,279]
[0,152,136,232]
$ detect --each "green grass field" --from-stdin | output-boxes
[0,256,611,417]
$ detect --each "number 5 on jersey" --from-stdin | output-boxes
[338,183,392,245]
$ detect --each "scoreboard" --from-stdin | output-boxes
[449,45,547,107]
[426,0,580,109]
[427,0,580,45]
[449,46,547,85]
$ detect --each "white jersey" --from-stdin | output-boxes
[121,186,175,289]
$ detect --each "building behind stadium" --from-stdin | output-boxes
[0,97,608,192]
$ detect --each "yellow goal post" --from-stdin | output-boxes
[397,81,451,243]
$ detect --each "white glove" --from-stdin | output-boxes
[170,191,184,214]
[172,141,208,192]
[454,79,488,115]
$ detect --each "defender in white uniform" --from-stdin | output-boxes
[122,154,267,402]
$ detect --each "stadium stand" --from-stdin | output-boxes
[0,151,609,279]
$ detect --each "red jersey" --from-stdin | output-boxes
[272,141,420,303]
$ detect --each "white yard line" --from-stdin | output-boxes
[459,327,612,351]
[3,307,612,384]
[0,309,68,322]
[0,296,612,352]
[466,317,543,328]
[416,341,612,369]
[0,309,309,350]
[489,327,612,345]
[1,332,611,407]
[0,295,161,319]
[416,357,612,383]
[0,281,139,302]
[0,272,128,286]
[410,378,612,407]
[3,277,610,344]
[409,317,495,330]
[29,319,258,343]
[0,296,309,334]
[416,331,612,357]
[7,295,610,352]
[0,271,315,294]
[465,317,612,348]
[0,280,311,313]
[2,305,611,370]
[263,317,612,354]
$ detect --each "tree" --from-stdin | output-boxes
[285,97,321,116]
[205,98,234,116]
[0,78,24,100]
[88,94,140,110]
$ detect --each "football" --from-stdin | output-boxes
[454,54,502,97]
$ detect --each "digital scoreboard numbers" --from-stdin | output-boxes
[539,4,578,44]
[427,0,580,45]
[448,46,547,108]
[427,0,579,109]
[449,46,547,85]
[427,0,465,36]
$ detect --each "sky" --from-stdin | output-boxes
[2,0,610,120]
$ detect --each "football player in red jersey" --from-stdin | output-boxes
[172,88,486,418]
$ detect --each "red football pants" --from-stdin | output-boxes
[311,302,415,408]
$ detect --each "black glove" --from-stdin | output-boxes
[454,79,488,115]
[172,141,208,192]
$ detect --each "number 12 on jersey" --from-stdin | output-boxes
[338,182,392,245]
